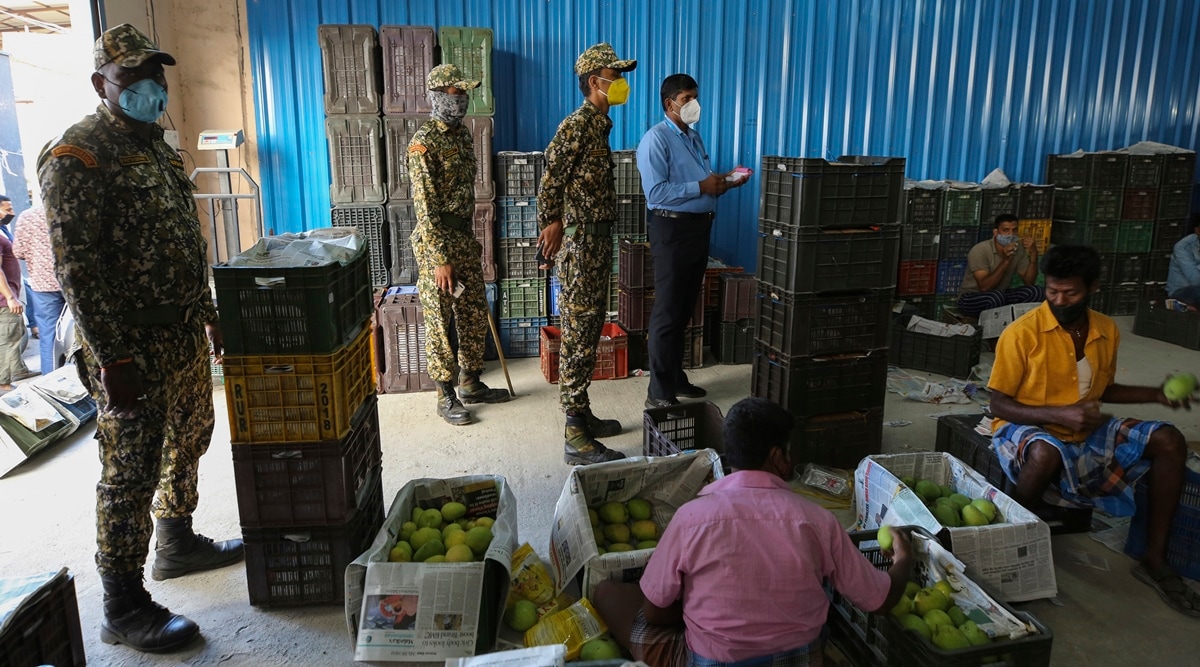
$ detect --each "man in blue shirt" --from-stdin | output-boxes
[637,74,747,409]
[1167,214,1200,307]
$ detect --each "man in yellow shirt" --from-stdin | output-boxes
[988,244,1197,617]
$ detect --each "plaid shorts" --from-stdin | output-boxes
[992,417,1167,516]
[626,609,822,667]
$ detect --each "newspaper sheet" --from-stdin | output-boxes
[226,227,362,269]
[0,385,64,432]
[346,475,517,662]
[445,645,565,667]
[979,303,1039,339]
[548,450,723,593]
[855,452,1057,601]
[906,315,976,338]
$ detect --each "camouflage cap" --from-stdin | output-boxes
[574,43,636,76]
[426,64,480,91]
[94,23,176,70]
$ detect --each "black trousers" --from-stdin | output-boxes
[647,211,712,400]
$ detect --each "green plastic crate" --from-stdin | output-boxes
[438,27,494,116]
[942,189,982,227]
[1116,221,1154,253]
[1052,186,1123,221]
[499,278,547,318]
[1050,220,1117,253]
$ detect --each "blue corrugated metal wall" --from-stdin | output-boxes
[247,0,1200,270]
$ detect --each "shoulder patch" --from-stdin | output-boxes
[168,158,184,169]
[119,154,151,166]
[409,144,427,154]
[51,145,98,168]
[589,148,609,157]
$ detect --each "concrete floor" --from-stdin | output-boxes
[2,315,1200,666]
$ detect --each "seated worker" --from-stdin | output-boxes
[956,214,1045,316]
[591,398,913,667]
[989,244,1198,617]
[1166,213,1200,307]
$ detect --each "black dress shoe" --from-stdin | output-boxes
[676,383,707,399]
[644,396,680,410]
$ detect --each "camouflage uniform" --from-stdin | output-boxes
[409,64,492,384]
[539,44,636,416]
[38,101,218,576]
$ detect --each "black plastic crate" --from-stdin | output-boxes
[615,195,648,236]
[386,202,418,285]
[757,223,900,294]
[613,149,643,195]
[937,226,977,260]
[1051,186,1123,221]
[627,329,648,371]
[751,344,887,416]
[617,287,654,332]
[1153,219,1189,252]
[0,571,85,667]
[1157,186,1193,220]
[899,227,940,261]
[789,408,883,468]
[904,188,943,227]
[497,238,545,279]
[895,295,938,321]
[325,114,386,204]
[1112,253,1147,284]
[979,186,1018,224]
[643,401,724,458]
[1017,184,1055,219]
[495,151,544,197]
[683,325,705,369]
[498,317,545,358]
[1095,284,1142,316]
[759,155,905,227]
[942,188,982,227]
[497,197,538,238]
[233,396,380,527]
[719,272,758,321]
[935,413,1093,534]
[714,319,755,364]
[1126,154,1163,187]
[332,205,390,287]
[244,472,383,607]
[1122,188,1159,221]
[1161,152,1197,186]
[1049,220,1118,253]
[214,245,372,355]
[890,318,981,378]
[754,286,892,356]
[1134,300,1200,350]
[1147,252,1172,283]
[618,239,654,289]
[936,259,968,295]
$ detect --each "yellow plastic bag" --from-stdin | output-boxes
[523,598,607,660]
[509,542,555,604]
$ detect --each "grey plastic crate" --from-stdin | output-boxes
[613,149,642,195]
[495,152,544,197]
[386,202,418,285]
[380,25,434,115]
[383,115,425,202]
[318,25,381,115]
[331,205,389,287]
[326,114,386,204]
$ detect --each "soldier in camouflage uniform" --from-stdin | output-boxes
[38,24,242,654]
[538,43,636,465]
[410,64,510,426]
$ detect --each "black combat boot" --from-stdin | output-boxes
[100,570,199,652]
[457,371,511,405]
[436,380,473,425]
[151,516,244,581]
[582,408,622,438]
[564,412,626,465]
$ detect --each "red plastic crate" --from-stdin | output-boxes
[539,323,628,383]
[1121,188,1159,221]
[897,260,937,296]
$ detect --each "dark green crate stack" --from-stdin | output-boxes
[611,152,671,371]
[214,243,382,607]
[1047,150,1197,315]
[752,155,905,468]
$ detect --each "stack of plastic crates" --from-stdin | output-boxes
[214,243,383,607]
[1049,149,1196,315]
[492,151,547,358]
[753,155,904,468]
[615,238,705,371]
[712,272,756,364]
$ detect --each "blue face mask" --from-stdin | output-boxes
[115,78,168,123]
[995,233,1015,246]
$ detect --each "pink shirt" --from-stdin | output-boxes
[639,471,891,662]
[12,207,61,293]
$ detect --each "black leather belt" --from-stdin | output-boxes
[651,209,715,222]
[438,212,472,233]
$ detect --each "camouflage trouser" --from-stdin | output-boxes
[557,232,611,413]
[0,307,26,383]
[83,320,215,576]
[412,228,487,383]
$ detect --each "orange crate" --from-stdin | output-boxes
[897,260,937,296]
[224,327,375,443]
[540,323,629,383]
[1017,218,1053,255]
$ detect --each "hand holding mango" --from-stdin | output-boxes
[1162,373,1197,403]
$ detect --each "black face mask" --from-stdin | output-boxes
[0,214,11,226]
[1049,294,1090,327]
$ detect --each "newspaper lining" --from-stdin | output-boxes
[445,645,565,667]
[345,475,517,661]
[225,227,362,269]
[855,452,1057,602]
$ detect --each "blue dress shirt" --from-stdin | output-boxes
[636,118,716,214]
[1167,233,1200,296]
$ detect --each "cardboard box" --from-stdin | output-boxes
[854,452,1056,601]
[978,302,1039,339]
[345,475,518,662]
[548,450,724,598]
